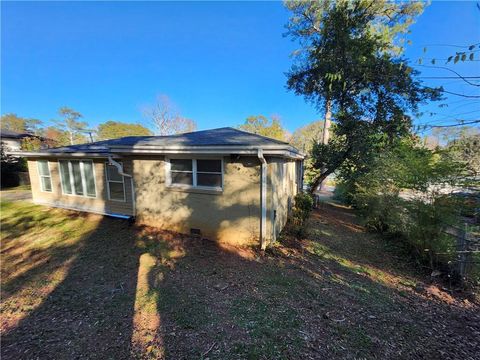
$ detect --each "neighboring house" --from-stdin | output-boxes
[11,127,304,248]
[0,129,37,151]
[1,129,49,187]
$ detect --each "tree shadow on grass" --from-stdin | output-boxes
[272,204,480,359]
[1,217,142,359]
[3,198,479,359]
[137,237,309,360]
[1,212,95,305]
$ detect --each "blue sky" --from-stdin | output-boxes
[1,1,479,134]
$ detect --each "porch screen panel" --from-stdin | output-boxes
[106,163,125,201]
[71,161,84,195]
[59,159,96,197]
[59,160,72,194]
[37,160,52,192]
[83,161,96,197]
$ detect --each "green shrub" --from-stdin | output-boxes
[292,192,314,225]
[287,192,314,238]
[333,181,353,204]
[345,140,477,281]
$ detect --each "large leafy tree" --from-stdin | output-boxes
[41,126,70,147]
[440,127,480,182]
[239,115,287,141]
[285,0,440,192]
[97,121,152,140]
[1,113,42,134]
[289,120,324,153]
[55,107,88,145]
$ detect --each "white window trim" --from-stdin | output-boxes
[105,161,126,202]
[58,159,97,198]
[165,157,223,191]
[37,160,53,193]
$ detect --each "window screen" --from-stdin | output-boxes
[168,159,222,189]
[59,160,96,197]
[196,160,222,188]
[106,163,125,201]
[170,159,193,186]
[59,161,72,194]
[71,161,84,196]
[37,160,52,192]
[83,161,96,197]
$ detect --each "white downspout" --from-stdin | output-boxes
[108,156,136,217]
[257,149,267,250]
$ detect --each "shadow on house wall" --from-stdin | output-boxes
[132,155,262,245]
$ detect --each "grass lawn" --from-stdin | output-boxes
[1,200,479,359]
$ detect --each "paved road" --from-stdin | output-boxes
[0,190,32,202]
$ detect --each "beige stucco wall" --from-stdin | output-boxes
[27,158,134,216]
[266,157,301,244]
[132,155,262,245]
[27,154,301,247]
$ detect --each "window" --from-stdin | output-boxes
[37,160,52,192]
[170,159,193,186]
[106,162,125,201]
[197,159,222,188]
[59,160,96,197]
[167,159,223,190]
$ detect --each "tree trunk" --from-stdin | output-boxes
[316,99,332,192]
[309,144,352,196]
[322,99,331,145]
[309,169,333,195]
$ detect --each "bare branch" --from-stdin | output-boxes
[142,95,197,135]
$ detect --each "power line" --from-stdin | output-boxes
[419,76,480,79]
[420,57,480,62]
[430,120,480,128]
[440,89,480,98]
[439,100,480,113]
[421,118,478,128]
[421,43,480,48]
[416,65,480,87]
[438,98,480,106]
[423,110,480,124]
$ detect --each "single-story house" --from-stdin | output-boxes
[10,127,304,248]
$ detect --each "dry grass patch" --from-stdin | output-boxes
[1,200,479,359]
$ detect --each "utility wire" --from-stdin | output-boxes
[421,43,480,48]
[419,76,480,79]
[440,90,480,98]
[421,110,480,126]
[416,65,480,87]
[430,120,480,128]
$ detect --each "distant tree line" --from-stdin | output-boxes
[0,94,200,150]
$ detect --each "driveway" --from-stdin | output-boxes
[0,189,32,202]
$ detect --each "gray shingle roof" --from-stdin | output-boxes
[0,128,34,139]
[45,127,293,153]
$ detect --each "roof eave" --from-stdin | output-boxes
[6,151,118,158]
[8,145,305,160]
[110,145,304,159]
